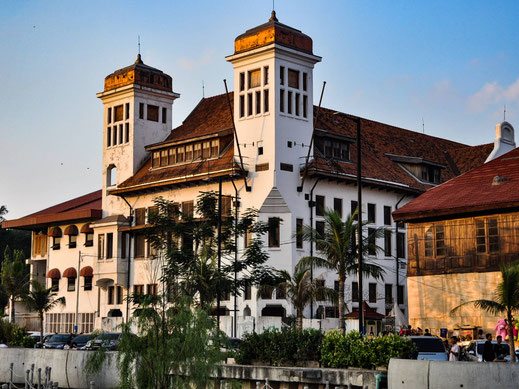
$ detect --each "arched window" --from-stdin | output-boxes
[107,165,117,187]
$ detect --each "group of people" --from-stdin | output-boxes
[482,333,509,362]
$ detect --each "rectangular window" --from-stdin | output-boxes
[368,228,376,255]
[114,105,123,122]
[260,282,272,299]
[397,285,404,305]
[125,103,130,120]
[296,218,303,249]
[367,203,376,223]
[113,125,118,145]
[118,125,123,142]
[397,232,405,258]
[85,233,94,247]
[385,284,393,304]
[488,218,499,252]
[182,201,194,218]
[334,198,343,218]
[369,283,377,303]
[239,95,245,118]
[160,150,168,166]
[135,208,146,226]
[476,219,486,253]
[221,196,232,216]
[280,66,285,85]
[162,107,167,124]
[147,105,159,122]
[316,195,325,216]
[247,93,253,116]
[334,281,339,292]
[384,230,392,257]
[107,127,111,147]
[425,226,433,257]
[255,91,261,114]
[244,228,253,248]
[210,140,219,157]
[202,141,210,158]
[303,73,307,91]
[303,95,308,118]
[185,144,193,161]
[107,107,112,124]
[351,200,358,215]
[324,140,332,157]
[177,146,185,163]
[108,286,114,305]
[84,276,92,291]
[194,143,202,160]
[135,234,145,258]
[51,278,59,292]
[280,89,285,113]
[435,225,445,257]
[152,152,160,168]
[264,66,269,85]
[316,221,325,239]
[244,281,252,300]
[168,148,176,165]
[263,89,269,113]
[147,284,157,296]
[288,69,299,89]
[268,218,280,248]
[121,232,127,259]
[52,236,61,250]
[139,103,144,119]
[239,72,245,92]
[384,206,391,225]
[287,91,293,114]
[68,235,77,249]
[248,69,261,88]
[116,286,123,304]
[125,123,129,143]
[106,233,113,259]
[276,285,286,300]
[98,234,105,259]
[67,277,75,292]
[352,281,359,302]
[295,93,300,116]
[134,284,144,296]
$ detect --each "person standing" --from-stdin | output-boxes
[449,336,460,361]
[424,329,432,336]
[483,333,495,362]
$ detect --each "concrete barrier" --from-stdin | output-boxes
[389,358,519,389]
[0,348,119,389]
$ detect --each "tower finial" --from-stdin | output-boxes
[269,10,278,22]
[135,35,143,64]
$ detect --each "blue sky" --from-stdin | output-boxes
[1,1,519,219]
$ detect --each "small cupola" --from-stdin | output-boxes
[485,121,516,163]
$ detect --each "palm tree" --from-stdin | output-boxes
[23,280,65,345]
[299,209,385,332]
[451,263,519,362]
[0,246,29,323]
[260,261,336,331]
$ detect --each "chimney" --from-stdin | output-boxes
[485,121,516,163]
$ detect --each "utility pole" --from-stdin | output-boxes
[355,118,364,337]
[217,176,222,330]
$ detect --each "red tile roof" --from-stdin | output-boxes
[2,190,102,230]
[393,147,519,221]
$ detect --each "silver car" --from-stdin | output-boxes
[466,340,518,362]
[408,336,448,361]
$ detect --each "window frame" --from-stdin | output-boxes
[268,218,280,248]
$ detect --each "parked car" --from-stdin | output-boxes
[43,333,74,349]
[33,334,54,349]
[407,336,448,361]
[465,340,519,362]
[85,333,122,351]
[71,334,93,349]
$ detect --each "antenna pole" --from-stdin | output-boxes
[138,35,141,55]
[422,118,424,134]
[504,104,506,121]
[202,80,205,98]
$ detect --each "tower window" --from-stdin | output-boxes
[107,107,112,124]
[125,103,130,120]
[247,93,253,116]
[280,66,285,85]
[114,105,123,122]
[119,124,123,144]
[239,95,245,118]
[107,165,117,187]
[280,90,285,113]
[162,107,167,124]
[288,69,299,89]
[107,127,112,147]
[239,72,245,92]
[264,66,269,85]
[139,103,144,119]
[125,123,129,143]
[268,218,280,248]
[113,126,118,146]
[303,73,308,91]
[264,89,269,113]
[287,91,293,114]
[248,69,261,89]
[255,91,261,114]
[303,95,308,118]
[295,93,300,116]
[147,105,159,122]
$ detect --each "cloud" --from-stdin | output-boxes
[467,77,519,113]
[177,49,215,70]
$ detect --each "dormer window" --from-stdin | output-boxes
[386,154,445,185]
[150,139,220,170]
[421,165,441,184]
[315,137,350,161]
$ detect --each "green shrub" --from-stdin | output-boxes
[320,330,415,369]
[9,327,36,348]
[235,328,323,366]
[0,319,17,344]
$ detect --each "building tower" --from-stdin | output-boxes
[96,55,180,215]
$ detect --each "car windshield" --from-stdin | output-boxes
[48,334,70,343]
[411,338,446,352]
[477,342,510,355]
[72,335,90,342]
[97,333,120,341]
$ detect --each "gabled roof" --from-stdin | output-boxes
[259,187,290,214]
[2,190,102,230]
[393,147,519,221]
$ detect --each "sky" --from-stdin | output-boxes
[1,1,519,219]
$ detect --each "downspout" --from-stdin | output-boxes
[231,176,240,338]
[120,195,134,323]
[394,194,406,296]
[308,178,320,319]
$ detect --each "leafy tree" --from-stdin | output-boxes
[452,263,519,362]
[260,261,336,331]
[23,280,65,345]
[0,246,29,323]
[299,209,384,332]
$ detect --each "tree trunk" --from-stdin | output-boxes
[297,309,303,332]
[508,311,516,362]
[40,312,44,346]
[10,296,16,324]
[338,277,345,333]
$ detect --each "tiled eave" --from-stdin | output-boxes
[2,209,103,231]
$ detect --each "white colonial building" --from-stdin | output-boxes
[3,12,488,336]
